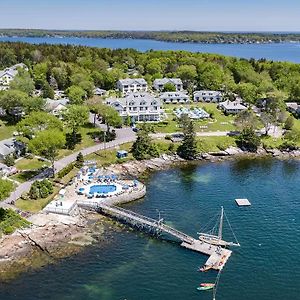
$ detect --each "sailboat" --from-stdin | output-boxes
[198,206,240,247]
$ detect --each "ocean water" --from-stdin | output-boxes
[1,37,300,62]
[0,158,299,300]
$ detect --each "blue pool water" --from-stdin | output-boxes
[89,185,116,194]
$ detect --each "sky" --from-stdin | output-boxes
[0,0,300,32]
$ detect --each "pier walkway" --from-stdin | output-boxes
[78,201,232,271]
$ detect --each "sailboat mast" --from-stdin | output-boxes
[218,206,224,240]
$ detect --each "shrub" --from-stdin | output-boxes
[28,179,53,200]
[0,179,14,201]
[4,154,15,167]
[57,163,74,179]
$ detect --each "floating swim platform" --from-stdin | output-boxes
[235,198,251,206]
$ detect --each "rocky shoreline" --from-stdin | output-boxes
[1,147,299,281]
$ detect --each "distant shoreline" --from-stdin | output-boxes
[1,29,300,44]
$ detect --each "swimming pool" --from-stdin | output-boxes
[89,184,117,194]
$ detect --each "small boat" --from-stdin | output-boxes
[200,283,215,287]
[197,286,214,291]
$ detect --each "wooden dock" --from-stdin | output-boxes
[78,200,232,271]
[181,240,232,271]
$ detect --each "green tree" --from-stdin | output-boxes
[94,104,122,133]
[42,81,55,99]
[0,179,14,201]
[17,111,63,138]
[162,83,176,92]
[10,69,35,95]
[0,89,28,112]
[4,155,15,167]
[131,124,159,160]
[67,85,86,105]
[281,128,300,150]
[236,128,261,152]
[234,110,259,131]
[177,114,198,159]
[176,65,197,89]
[284,115,295,130]
[28,129,66,176]
[75,152,84,168]
[64,105,89,145]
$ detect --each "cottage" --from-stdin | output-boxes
[0,63,28,89]
[0,138,25,160]
[106,92,162,122]
[153,78,183,92]
[94,88,107,96]
[159,91,190,104]
[117,78,148,94]
[218,100,247,114]
[193,90,223,102]
[45,98,69,117]
[286,102,300,116]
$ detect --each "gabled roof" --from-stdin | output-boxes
[219,100,247,110]
[45,98,69,111]
[0,138,16,156]
[194,90,222,97]
[107,92,161,107]
[160,91,188,99]
[118,78,147,86]
[153,78,183,86]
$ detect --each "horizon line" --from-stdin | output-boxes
[1,28,300,34]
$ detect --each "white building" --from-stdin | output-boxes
[0,63,28,90]
[45,98,69,117]
[193,90,223,103]
[94,88,107,96]
[106,92,162,122]
[153,78,183,92]
[159,92,190,104]
[116,78,148,94]
[218,100,247,114]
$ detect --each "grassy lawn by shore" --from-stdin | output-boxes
[15,186,60,213]
[84,142,134,167]
[151,103,236,133]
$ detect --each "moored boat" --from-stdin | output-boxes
[200,283,215,287]
[197,286,214,291]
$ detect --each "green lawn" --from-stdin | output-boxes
[84,142,134,167]
[56,123,102,159]
[15,157,50,171]
[152,103,236,133]
[10,170,41,183]
[0,119,17,140]
[16,186,60,213]
[196,136,236,152]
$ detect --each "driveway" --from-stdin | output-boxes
[1,126,136,206]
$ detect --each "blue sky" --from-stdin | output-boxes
[0,0,299,31]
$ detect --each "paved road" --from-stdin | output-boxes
[1,126,136,206]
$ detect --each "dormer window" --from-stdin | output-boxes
[129,101,135,106]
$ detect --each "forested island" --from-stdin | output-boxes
[1,29,300,44]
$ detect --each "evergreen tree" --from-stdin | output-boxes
[177,114,198,159]
[75,152,84,168]
[131,124,159,160]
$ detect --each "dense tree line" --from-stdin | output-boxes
[1,41,300,103]
[2,29,300,44]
